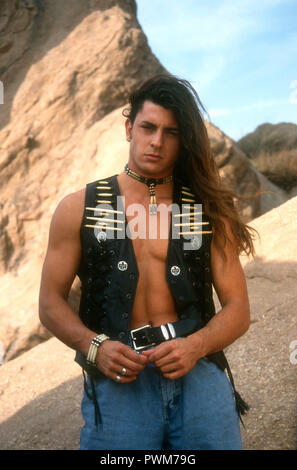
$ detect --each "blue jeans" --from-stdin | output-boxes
[80,344,242,450]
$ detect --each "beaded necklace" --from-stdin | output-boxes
[124,163,173,215]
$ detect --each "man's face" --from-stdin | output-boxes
[125,100,180,177]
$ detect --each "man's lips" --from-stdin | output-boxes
[144,153,162,159]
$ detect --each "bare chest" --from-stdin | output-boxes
[124,197,172,265]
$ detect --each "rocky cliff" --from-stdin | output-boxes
[1,0,165,361]
[0,0,296,451]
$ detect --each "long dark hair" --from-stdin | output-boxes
[123,74,259,260]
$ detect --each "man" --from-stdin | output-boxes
[39,74,256,450]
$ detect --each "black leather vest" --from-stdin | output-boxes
[75,174,249,419]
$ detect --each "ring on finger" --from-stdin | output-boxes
[115,375,121,383]
[120,367,127,376]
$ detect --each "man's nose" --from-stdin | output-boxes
[151,129,163,148]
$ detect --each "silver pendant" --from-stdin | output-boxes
[149,204,158,216]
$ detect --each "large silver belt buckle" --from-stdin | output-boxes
[130,324,156,351]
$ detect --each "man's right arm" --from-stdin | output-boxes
[39,191,147,382]
[39,190,96,357]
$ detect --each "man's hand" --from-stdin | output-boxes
[141,336,203,380]
[96,340,149,383]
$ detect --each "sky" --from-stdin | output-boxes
[136,0,297,141]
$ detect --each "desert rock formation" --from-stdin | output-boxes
[0,0,164,276]
[238,122,297,159]
[237,123,297,192]
[0,0,164,360]
[0,0,296,451]
[205,122,288,221]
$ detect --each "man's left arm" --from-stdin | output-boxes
[142,218,251,379]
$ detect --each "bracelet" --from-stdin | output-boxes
[86,334,110,365]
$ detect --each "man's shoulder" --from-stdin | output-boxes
[52,188,86,233]
[86,174,117,186]
[54,174,117,216]
[57,187,86,212]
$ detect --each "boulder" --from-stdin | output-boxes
[0,0,164,361]
[237,123,297,191]
[0,0,164,276]
[289,185,297,198]
[206,122,288,221]
[237,122,297,157]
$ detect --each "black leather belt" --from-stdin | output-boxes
[130,317,203,351]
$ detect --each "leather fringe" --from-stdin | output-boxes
[234,390,250,417]
[82,370,102,430]
[224,362,250,428]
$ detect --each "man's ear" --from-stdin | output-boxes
[125,119,132,142]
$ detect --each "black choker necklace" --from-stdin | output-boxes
[124,164,173,215]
